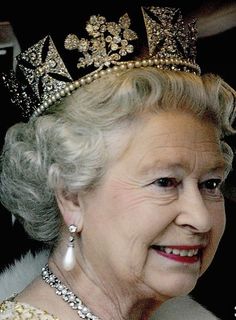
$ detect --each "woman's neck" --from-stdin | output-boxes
[46,254,162,320]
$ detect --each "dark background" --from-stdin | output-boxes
[0,1,235,319]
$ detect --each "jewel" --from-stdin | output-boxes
[41,264,101,319]
[63,246,76,271]
[2,6,200,121]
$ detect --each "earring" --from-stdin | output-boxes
[62,224,77,271]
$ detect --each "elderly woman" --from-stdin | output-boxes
[0,4,235,320]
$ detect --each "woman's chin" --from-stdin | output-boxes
[145,274,199,300]
[166,279,198,297]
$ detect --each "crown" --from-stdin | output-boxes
[1,6,200,120]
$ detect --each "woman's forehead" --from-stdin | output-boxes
[113,111,226,174]
[124,112,221,152]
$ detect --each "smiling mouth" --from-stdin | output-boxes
[150,245,203,264]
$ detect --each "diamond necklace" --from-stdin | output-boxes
[41,264,101,320]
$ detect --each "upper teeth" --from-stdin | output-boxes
[159,246,199,257]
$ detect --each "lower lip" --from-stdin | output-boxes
[152,248,200,264]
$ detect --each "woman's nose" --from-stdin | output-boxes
[175,186,212,233]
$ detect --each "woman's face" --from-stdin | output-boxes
[80,111,227,301]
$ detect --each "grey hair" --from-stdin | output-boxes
[0,68,235,244]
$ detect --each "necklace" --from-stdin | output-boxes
[41,264,101,320]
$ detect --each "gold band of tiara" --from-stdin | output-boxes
[2,6,201,120]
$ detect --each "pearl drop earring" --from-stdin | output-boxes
[62,224,77,271]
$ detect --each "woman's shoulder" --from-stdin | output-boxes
[0,297,220,320]
[0,249,49,302]
[0,299,59,320]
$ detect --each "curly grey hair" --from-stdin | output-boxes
[0,68,235,244]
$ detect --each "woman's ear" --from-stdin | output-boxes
[56,190,84,232]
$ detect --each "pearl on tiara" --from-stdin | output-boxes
[30,56,200,119]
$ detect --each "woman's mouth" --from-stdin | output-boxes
[150,245,203,264]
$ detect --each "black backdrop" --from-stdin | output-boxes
[0,1,235,319]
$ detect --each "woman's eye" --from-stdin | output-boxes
[153,177,179,188]
[199,179,222,192]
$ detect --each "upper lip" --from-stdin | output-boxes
[151,244,206,250]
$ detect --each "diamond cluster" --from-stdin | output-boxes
[2,6,201,120]
[42,264,101,320]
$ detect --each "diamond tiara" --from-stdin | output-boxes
[2,6,201,120]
